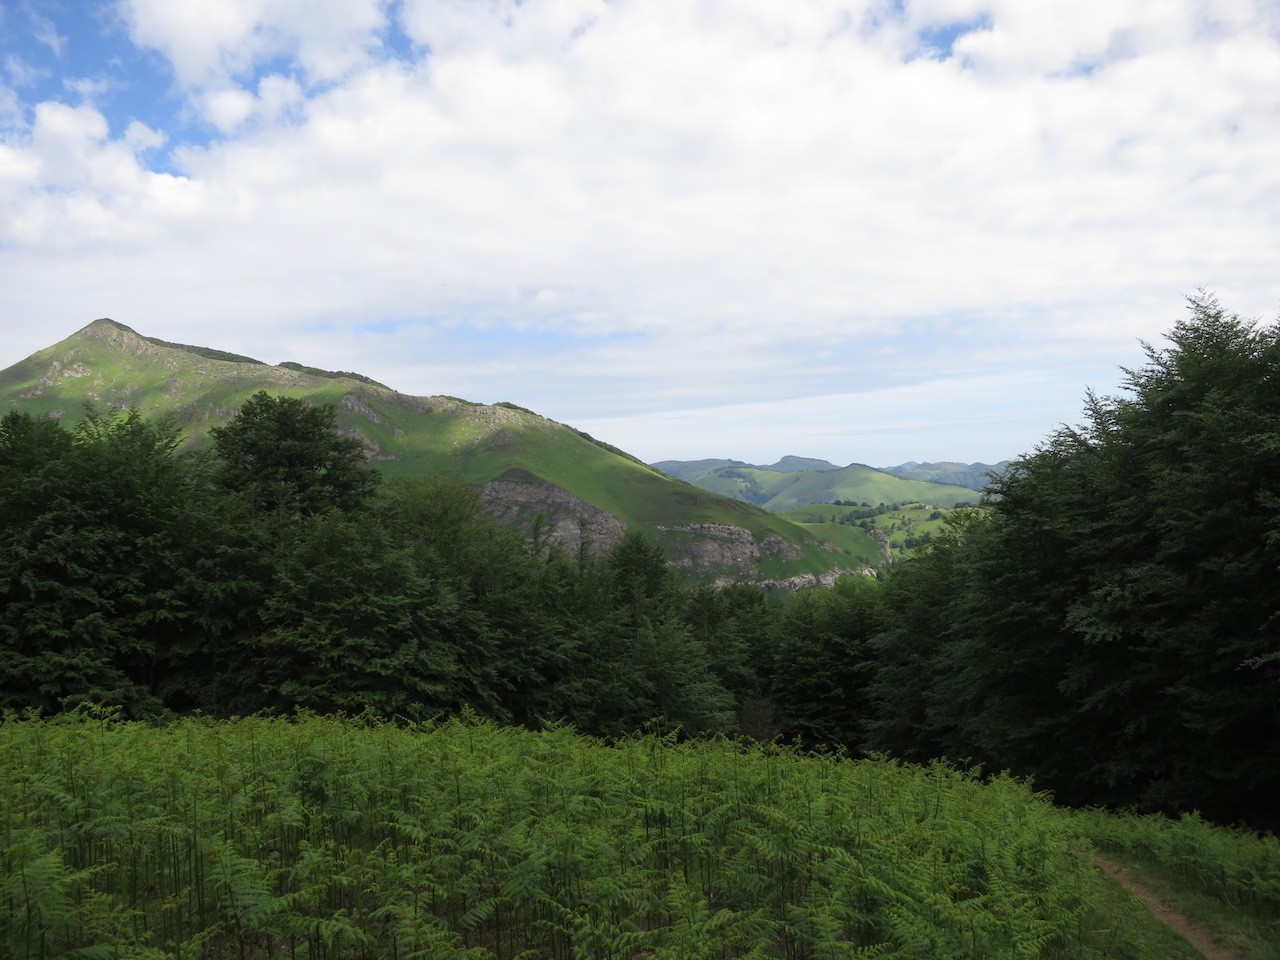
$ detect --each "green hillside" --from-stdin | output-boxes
[772,516,886,566]
[781,501,974,563]
[0,319,862,580]
[687,461,982,511]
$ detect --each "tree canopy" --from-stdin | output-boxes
[210,391,380,515]
[863,294,1280,825]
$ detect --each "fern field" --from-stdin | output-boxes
[0,712,1197,959]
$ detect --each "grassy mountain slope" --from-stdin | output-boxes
[0,319,861,579]
[684,461,983,511]
[781,502,974,563]
[769,515,886,567]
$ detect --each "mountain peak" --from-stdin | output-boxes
[74,317,145,341]
[764,456,841,473]
[68,319,268,366]
[83,317,135,332]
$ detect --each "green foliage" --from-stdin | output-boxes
[5,299,1278,839]
[0,408,218,715]
[779,502,970,563]
[865,295,1280,827]
[0,402,761,731]
[767,576,882,749]
[1079,809,1280,959]
[276,360,389,387]
[1078,809,1280,928]
[0,712,1175,960]
[210,390,381,515]
[240,511,468,715]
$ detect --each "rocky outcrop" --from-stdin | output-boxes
[480,477,627,555]
[663,523,758,573]
[339,390,404,435]
[868,528,893,564]
[760,534,801,560]
[19,360,93,398]
[755,566,877,591]
[662,523,805,575]
[336,390,405,460]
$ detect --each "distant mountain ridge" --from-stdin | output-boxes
[652,457,990,510]
[0,319,876,584]
[652,455,846,483]
[878,460,1010,492]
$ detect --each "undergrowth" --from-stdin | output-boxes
[1078,808,1280,959]
[0,710,1226,959]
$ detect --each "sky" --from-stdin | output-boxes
[1,0,1278,467]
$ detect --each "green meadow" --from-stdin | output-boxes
[780,503,973,563]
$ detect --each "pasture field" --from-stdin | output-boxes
[1,712,1272,959]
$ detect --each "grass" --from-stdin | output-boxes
[1083,869,1204,959]
[1076,808,1280,959]
[768,519,885,568]
[778,503,982,564]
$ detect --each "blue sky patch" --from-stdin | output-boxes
[915,15,992,60]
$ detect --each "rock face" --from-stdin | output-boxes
[868,528,893,564]
[474,495,862,588]
[339,390,403,435]
[663,523,802,575]
[756,567,877,591]
[18,360,93,398]
[479,478,628,555]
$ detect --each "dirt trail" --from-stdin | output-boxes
[1094,856,1245,960]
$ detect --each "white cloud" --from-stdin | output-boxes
[124,120,166,152]
[200,87,257,132]
[197,75,305,132]
[572,370,1091,465]
[29,10,67,58]
[63,76,120,103]
[0,0,1278,461]
[4,53,46,88]
[118,0,388,88]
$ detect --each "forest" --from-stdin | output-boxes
[1,293,1277,831]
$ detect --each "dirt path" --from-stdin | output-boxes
[1094,856,1245,960]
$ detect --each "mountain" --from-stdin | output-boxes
[879,460,1010,492]
[760,456,841,472]
[652,459,982,511]
[648,458,749,482]
[0,319,877,584]
[652,456,842,482]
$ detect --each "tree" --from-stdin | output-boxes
[210,391,379,515]
[770,574,882,749]
[0,407,214,715]
[866,294,1280,826]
